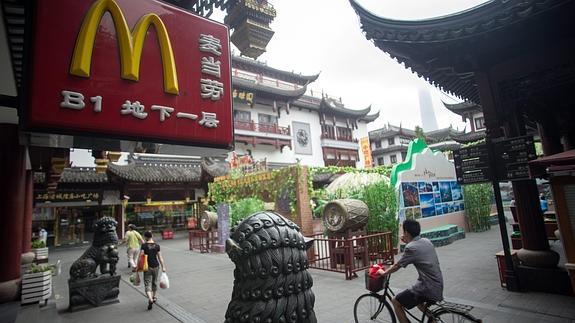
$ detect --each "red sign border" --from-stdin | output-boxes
[20,0,235,151]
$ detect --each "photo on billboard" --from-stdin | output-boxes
[402,182,420,207]
[440,181,453,202]
[406,207,414,220]
[418,182,433,193]
[413,207,422,219]
[451,181,463,201]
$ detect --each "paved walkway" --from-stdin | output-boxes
[41,222,575,323]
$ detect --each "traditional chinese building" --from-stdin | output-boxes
[32,154,225,246]
[369,124,476,166]
[369,124,416,166]
[351,0,575,294]
[231,56,379,168]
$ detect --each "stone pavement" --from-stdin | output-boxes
[39,222,575,323]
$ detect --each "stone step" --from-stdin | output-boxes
[420,224,460,239]
[400,226,466,251]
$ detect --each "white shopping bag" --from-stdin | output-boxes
[159,272,170,289]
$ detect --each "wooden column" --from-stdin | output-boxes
[476,70,557,267]
[0,124,26,303]
[21,170,35,264]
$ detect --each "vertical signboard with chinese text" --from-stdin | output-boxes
[360,137,373,168]
[27,0,232,149]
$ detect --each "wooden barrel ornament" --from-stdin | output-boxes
[322,199,369,233]
[200,211,218,231]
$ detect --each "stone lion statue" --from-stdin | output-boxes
[225,211,317,323]
[69,217,119,281]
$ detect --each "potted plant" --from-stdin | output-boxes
[31,239,49,263]
[21,263,52,305]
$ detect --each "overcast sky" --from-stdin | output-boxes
[71,0,489,167]
[217,0,489,132]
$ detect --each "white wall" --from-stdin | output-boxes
[233,102,324,166]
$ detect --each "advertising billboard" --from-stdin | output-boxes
[27,0,233,149]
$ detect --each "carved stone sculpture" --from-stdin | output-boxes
[68,217,120,311]
[225,211,317,323]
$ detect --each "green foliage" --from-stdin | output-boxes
[414,125,426,141]
[319,180,399,245]
[359,181,399,245]
[31,239,46,249]
[208,166,300,217]
[230,197,266,226]
[463,183,493,232]
[26,263,52,274]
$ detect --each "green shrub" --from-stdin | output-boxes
[463,183,493,232]
[323,180,399,245]
[359,181,399,245]
[230,197,266,226]
[31,239,46,249]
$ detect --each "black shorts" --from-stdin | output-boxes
[395,289,426,310]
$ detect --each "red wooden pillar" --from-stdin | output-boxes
[0,124,26,303]
[22,170,35,263]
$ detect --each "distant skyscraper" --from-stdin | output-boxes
[418,87,438,131]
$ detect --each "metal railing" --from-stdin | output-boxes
[234,120,290,135]
[306,231,395,280]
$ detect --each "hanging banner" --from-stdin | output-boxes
[26,0,233,149]
[360,137,373,168]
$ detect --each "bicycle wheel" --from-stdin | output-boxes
[430,309,481,323]
[354,293,396,323]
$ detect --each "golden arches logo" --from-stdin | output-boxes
[70,0,179,95]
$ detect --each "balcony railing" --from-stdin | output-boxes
[320,133,358,142]
[234,121,290,136]
[324,159,357,167]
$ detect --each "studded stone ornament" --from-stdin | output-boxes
[225,211,317,323]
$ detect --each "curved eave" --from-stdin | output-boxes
[349,0,544,43]
[321,99,372,117]
[452,131,486,144]
[232,77,308,99]
[360,110,380,122]
[442,101,482,115]
[292,97,321,111]
[232,56,320,85]
[349,0,574,104]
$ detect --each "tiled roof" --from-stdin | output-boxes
[451,130,486,144]
[320,97,372,117]
[107,163,201,183]
[443,101,482,116]
[232,56,320,86]
[369,125,416,139]
[233,77,308,98]
[349,0,573,104]
[60,168,108,183]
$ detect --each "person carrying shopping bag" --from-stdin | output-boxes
[123,224,144,269]
[136,231,167,310]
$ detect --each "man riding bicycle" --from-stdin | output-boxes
[377,219,444,323]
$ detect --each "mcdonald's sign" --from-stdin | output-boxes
[26,0,232,149]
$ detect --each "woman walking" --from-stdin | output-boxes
[138,231,167,310]
[124,224,144,269]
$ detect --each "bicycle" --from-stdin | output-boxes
[354,271,482,323]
